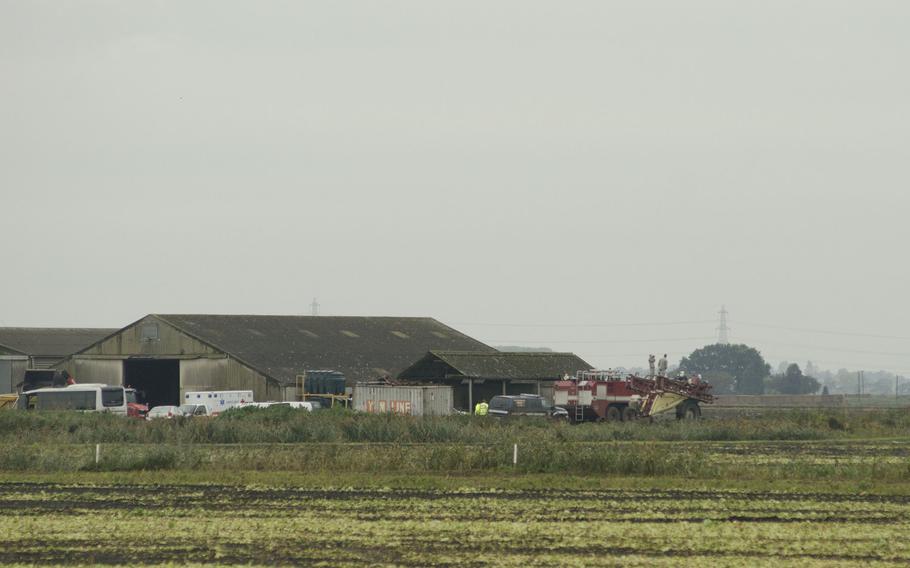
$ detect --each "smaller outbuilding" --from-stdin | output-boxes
[0,327,116,394]
[397,350,593,411]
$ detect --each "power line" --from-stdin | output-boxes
[731,321,910,341]
[738,337,910,359]
[485,336,715,344]
[455,317,908,341]
[453,320,714,328]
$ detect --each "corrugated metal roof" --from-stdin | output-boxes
[154,315,496,385]
[0,328,117,358]
[400,350,593,381]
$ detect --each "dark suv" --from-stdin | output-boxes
[487,394,568,420]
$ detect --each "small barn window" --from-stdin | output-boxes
[140,324,159,341]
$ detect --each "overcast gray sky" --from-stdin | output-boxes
[2,1,909,372]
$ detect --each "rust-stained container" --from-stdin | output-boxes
[353,385,453,416]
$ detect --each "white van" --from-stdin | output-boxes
[183,390,253,415]
[18,384,128,415]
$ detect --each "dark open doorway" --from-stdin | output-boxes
[124,359,179,408]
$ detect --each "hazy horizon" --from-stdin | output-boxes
[3,1,909,374]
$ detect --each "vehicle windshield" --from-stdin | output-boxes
[101,388,124,407]
[177,405,197,414]
[126,391,138,404]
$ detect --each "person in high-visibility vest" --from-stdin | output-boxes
[474,399,489,416]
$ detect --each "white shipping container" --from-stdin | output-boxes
[353,385,453,416]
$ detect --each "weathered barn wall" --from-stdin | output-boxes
[0,357,28,394]
[80,316,219,358]
[67,358,124,385]
[181,357,278,402]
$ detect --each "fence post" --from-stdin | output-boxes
[95,444,100,465]
[513,443,518,466]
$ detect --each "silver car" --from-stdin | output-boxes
[146,405,185,420]
[178,404,210,417]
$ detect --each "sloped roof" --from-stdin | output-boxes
[399,350,593,381]
[0,328,117,358]
[154,315,495,385]
[0,342,25,356]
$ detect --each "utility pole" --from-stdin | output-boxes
[896,375,900,399]
[310,298,320,316]
[717,305,730,345]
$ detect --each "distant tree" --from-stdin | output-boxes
[805,360,818,378]
[767,363,821,395]
[679,344,771,395]
[821,385,830,396]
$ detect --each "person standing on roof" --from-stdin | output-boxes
[658,354,668,377]
[648,354,656,377]
[474,399,489,416]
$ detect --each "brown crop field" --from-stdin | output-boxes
[3,479,910,566]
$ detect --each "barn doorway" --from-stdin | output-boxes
[124,359,180,408]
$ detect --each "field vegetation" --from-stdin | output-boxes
[0,408,908,480]
[3,408,910,565]
[4,480,910,566]
[2,405,907,445]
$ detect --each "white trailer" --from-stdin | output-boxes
[183,390,254,415]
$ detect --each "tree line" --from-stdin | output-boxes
[679,343,820,395]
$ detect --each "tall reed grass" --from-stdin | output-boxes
[0,406,906,446]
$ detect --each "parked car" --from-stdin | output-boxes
[146,405,184,420]
[487,394,568,420]
[177,404,211,417]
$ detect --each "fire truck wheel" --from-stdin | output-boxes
[621,406,638,421]
[676,400,701,420]
[605,405,622,422]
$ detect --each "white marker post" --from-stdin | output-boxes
[513,443,518,466]
[95,444,100,465]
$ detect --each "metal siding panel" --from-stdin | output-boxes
[540,384,555,405]
[72,359,123,385]
[11,359,27,392]
[353,385,453,416]
[0,360,11,393]
[32,357,62,369]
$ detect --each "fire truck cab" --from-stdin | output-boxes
[553,370,641,423]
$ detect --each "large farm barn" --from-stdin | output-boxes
[53,315,496,408]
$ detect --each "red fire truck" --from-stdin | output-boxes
[553,370,713,423]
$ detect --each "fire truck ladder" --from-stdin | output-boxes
[573,402,585,423]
